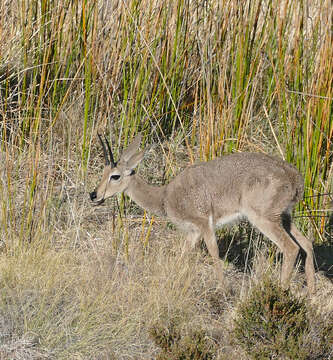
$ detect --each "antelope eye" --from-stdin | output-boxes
[110,174,121,181]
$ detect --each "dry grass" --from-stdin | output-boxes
[0,145,332,359]
[0,0,332,358]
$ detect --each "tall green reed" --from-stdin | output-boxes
[1,0,331,243]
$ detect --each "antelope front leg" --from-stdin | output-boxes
[181,230,202,256]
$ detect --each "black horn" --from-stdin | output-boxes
[97,133,109,165]
[97,133,116,167]
[104,134,116,167]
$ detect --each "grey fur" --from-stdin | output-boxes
[90,134,315,293]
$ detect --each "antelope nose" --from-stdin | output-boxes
[90,191,97,201]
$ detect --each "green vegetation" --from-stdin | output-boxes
[150,316,216,360]
[0,0,332,358]
[233,278,332,359]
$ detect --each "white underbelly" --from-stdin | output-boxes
[215,212,243,228]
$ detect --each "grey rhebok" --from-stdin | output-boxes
[90,134,315,293]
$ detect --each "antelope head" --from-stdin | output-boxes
[89,133,144,205]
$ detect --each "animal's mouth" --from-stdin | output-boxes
[92,198,105,206]
[90,190,106,206]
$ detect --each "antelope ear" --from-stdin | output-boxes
[124,150,145,176]
[121,134,142,162]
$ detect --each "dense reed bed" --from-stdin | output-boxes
[0,0,332,358]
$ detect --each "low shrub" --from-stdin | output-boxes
[233,279,308,359]
[232,278,333,359]
[149,317,216,360]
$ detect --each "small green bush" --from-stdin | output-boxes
[233,279,309,360]
[149,318,216,360]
